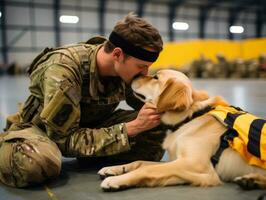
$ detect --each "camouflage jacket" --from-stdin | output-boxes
[23,36,143,157]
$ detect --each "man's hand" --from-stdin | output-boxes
[125,103,161,137]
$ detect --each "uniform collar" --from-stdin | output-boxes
[88,44,126,101]
[89,44,105,98]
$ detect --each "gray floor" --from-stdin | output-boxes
[0,75,266,200]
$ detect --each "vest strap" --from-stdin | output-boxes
[211,128,238,167]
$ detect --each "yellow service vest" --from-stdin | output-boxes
[208,105,266,169]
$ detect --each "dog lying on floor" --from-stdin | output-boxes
[98,69,266,191]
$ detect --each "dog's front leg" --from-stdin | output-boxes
[100,161,187,191]
[100,159,222,191]
[98,160,161,179]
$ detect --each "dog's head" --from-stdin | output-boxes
[131,69,209,113]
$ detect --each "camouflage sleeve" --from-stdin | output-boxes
[125,85,144,110]
[40,64,130,157]
[65,124,130,157]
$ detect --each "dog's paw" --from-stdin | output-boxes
[100,176,128,192]
[234,175,259,190]
[98,166,125,180]
[98,167,116,180]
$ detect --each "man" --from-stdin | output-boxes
[0,13,166,187]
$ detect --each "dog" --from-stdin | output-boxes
[98,69,266,191]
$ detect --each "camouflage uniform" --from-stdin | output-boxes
[258,54,266,78]
[230,58,246,78]
[188,55,212,78]
[213,54,230,78]
[244,59,259,78]
[0,37,165,187]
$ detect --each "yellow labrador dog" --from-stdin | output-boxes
[98,69,266,191]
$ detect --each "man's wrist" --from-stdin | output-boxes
[125,120,141,137]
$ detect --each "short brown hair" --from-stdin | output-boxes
[104,13,163,54]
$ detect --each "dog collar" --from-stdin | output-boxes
[162,106,213,132]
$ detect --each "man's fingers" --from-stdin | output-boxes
[149,115,161,120]
[153,119,161,126]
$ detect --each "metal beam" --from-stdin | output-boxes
[227,9,234,40]
[54,0,60,46]
[227,5,243,40]
[256,0,266,38]
[29,0,36,48]
[168,0,184,41]
[168,3,176,42]
[198,0,221,39]
[199,5,207,39]
[136,0,146,17]
[0,0,8,64]
[256,7,263,38]
[99,0,106,36]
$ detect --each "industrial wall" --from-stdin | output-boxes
[0,0,266,67]
[152,38,266,69]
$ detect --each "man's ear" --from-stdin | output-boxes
[156,79,193,112]
[112,47,123,61]
[192,90,209,101]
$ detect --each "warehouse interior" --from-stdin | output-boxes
[0,0,266,199]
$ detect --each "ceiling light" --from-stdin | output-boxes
[172,22,189,31]
[229,25,244,34]
[59,15,79,24]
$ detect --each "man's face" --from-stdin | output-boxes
[114,53,153,84]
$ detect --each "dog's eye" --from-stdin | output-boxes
[153,75,158,80]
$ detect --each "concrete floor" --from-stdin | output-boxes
[0,75,266,200]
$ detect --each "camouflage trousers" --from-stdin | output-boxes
[0,125,62,188]
[0,109,166,188]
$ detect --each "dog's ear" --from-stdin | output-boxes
[192,90,209,101]
[156,79,193,112]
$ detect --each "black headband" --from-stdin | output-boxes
[109,31,160,62]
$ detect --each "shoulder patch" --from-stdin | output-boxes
[52,104,73,126]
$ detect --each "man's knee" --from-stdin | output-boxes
[0,128,62,187]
